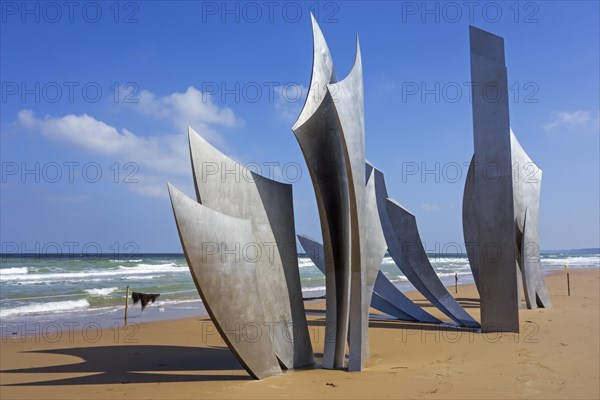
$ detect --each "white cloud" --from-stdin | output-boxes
[15,86,243,198]
[17,109,190,176]
[544,110,592,131]
[135,86,241,142]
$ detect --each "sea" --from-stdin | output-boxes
[1,250,598,335]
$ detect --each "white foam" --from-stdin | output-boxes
[381,257,396,265]
[437,271,472,277]
[18,278,105,285]
[388,276,409,283]
[541,256,600,268]
[430,258,469,265]
[302,286,326,292]
[0,299,90,318]
[0,267,28,275]
[298,259,316,268]
[117,263,182,272]
[0,263,188,283]
[123,275,160,281]
[156,298,202,306]
[85,287,119,296]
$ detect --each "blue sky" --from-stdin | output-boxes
[1,1,598,254]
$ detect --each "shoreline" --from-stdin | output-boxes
[3,252,595,334]
[1,268,598,399]
[0,267,574,339]
[0,268,586,339]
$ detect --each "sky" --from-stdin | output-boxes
[1,1,599,255]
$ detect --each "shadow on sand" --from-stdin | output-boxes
[306,300,480,333]
[1,345,249,386]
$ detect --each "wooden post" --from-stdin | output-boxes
[564,264,570,296]
[455,273,458,294]
[124,286,129,327]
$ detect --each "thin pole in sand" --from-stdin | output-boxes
[455,273,458,293]
[564,264,570,296]
[124,285,129,327]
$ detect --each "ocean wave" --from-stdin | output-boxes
[17,278,106,285]
[430,258,469,265]
[0,267,28,275]
[302,286,326,292]
[0,299,90,318]
[123,275,161,281]
[85,287,119,296]
[541,256,600,267]
[155,298,202,306]
[0,263,188,283]
[437,271,472,277]
[434,266,472,274]
[381,257,396,265]
[298,259,316,268]
[117,263,182,271]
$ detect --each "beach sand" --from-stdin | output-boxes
[1,268,598,399]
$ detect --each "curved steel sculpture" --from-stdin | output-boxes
[328,39,370,371]
[298,234,441,323]
[510,130,551,309]
[462,156,480,293]
[166,18,548,380]
[362,160,391,356]
[291,15,354,370]
[463,130,551,310]
[292,15,378,371]
[187,128,314,369]
[464,26,551,333]
[298,163,441,324]
[168,184,282,379]
[372,166,479,328]
[168,127,314,379]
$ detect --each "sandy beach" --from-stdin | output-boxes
[1,268,598,399]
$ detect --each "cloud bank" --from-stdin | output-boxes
[16,86,241,197]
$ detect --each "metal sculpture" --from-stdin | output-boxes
[328,36,370,371]
[292,15,377,371]
[299,162,477,328]
[168,185,282,379]
[292,15,349,370]
[298,162,441,324]
[298,234,441,323]
[464,130,552,310]
[188,128,313,369]
[165,17,552,380]
[463,26,551,333]
[168,128,313,379]
[372,166,480,328]
[467,25,517,333]
[510,131,552,309]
